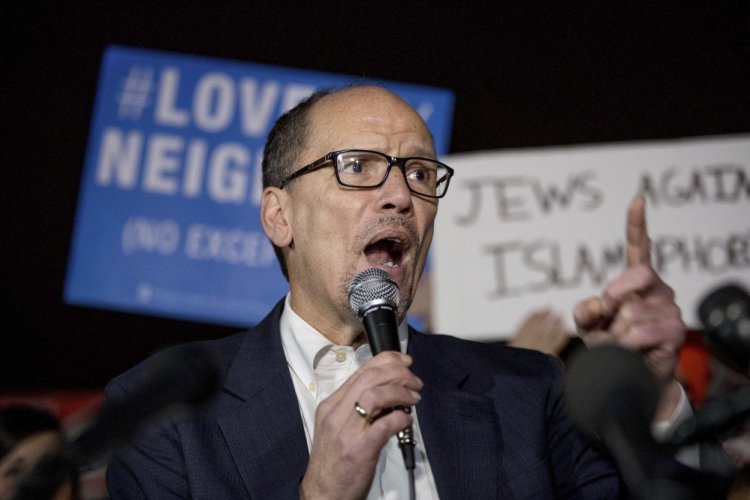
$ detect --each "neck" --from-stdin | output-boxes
[288,292,366,347]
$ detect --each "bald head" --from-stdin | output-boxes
[263,85,433,190]
[304,87,435,165]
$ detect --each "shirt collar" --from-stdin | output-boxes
[279,294,411,395]
[280,295,332,397]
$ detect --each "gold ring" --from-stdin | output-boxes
[354,401,368,420]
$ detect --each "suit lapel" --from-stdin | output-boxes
[218,302,309,497]
[409,331,503,499]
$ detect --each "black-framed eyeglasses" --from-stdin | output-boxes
[279,149,454,198]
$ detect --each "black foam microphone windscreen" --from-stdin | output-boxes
[565,344,658,441]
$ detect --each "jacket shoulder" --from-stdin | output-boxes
[410,330,562,379]
[105,299,285,403]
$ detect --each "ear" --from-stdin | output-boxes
[260,187,293,247]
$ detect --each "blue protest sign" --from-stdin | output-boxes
[65,45,454,326]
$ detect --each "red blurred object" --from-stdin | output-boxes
[677,330,712,408]
[0,390,102,428]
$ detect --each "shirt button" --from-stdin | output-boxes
[335,351,347,362]
[308,381,316,393]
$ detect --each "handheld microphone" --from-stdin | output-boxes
[348,268,416,471]
[566,345,659,491]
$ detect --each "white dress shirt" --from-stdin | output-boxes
[279,295,440,499]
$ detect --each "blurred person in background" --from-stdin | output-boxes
[507,308,573,358]
[0,405,77,500]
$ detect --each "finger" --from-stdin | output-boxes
[316,374,419,439]
[607,303,647,340]
[346,365,423,406]
[606,301,684,348]
[541,311,564,335]
[319,359,417,424]
[575,276,651,336]
[573,296,607,330]
[367,350,412,368]
[331,351,414,398]
[329,353,422,413]
[364,410,414,446]
[524,310,549,326]
[626,196,652,267]
[549,331,570,354]
[578,330,614,348]
[513,310,551,340]
[354,386,421,423]
[533,314,568,355]
[614,317,685,353]
[619,300,682,326]
[601,265,673,313]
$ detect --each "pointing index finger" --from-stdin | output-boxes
[626,196,651,267]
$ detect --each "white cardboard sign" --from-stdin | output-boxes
[432,135,750,341]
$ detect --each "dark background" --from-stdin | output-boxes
[2,1,749,390]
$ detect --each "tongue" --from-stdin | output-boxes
[365,240,398,267]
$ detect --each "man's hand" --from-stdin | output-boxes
[300,351,422,500]
[573,196,686,420]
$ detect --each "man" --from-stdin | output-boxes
[105,85,686,498]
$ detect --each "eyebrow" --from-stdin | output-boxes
[406,142,438,156]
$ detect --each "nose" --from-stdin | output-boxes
[377,164,413,213]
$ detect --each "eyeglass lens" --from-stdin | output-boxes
[335,151,447,196]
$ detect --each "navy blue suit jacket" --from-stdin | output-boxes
[106,300,621,498]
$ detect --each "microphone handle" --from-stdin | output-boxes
[362,306,401,353]
[361,304,416,470]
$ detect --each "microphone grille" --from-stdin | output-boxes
[348,268,400,316]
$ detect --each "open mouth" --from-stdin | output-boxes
[364,237,406,269]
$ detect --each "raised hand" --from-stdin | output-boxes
[573,196,686,419]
